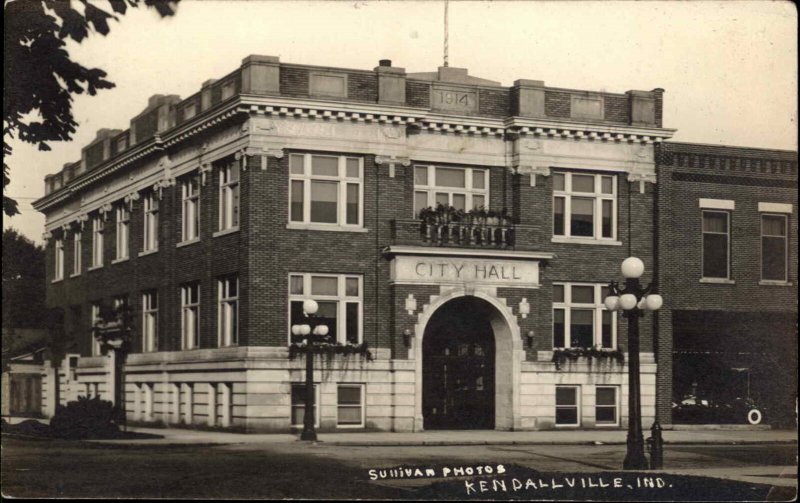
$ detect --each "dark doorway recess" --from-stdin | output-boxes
[423,297,496,430]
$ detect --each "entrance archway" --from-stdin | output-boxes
[422,297,496,429]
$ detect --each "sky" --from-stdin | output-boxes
[4,0,797,243]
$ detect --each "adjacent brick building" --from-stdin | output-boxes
[655,143,798,426]
[31,54,792,433]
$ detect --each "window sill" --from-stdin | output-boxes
[336,423,365,429]
[213,227,239,238]
[112,257,129,265]
[759,280,793,286]
[138,249,158,258]
[286,223,368,233]
[551,237,622,246]
[88,265,103,272]
[69,272,81,278]
[51,278,64,284]
[177,238,201,248]
[699,278,735,284]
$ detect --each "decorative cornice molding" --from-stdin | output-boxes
[514,165,551,186]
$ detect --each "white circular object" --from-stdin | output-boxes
[747,409,762,425]
[316,325,329,336]
[291,325,302,336]
[603,295,620,311]
[303,299,319,315]
[619,293,638,310]
[645,294,663,311]
[621,257,645,279]
[300,324,311,336]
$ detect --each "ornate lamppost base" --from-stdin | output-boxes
[623,436,649,470]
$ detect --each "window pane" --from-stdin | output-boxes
[229,163,240,182]
[452,194,466,211]
[232,184,240,227]
[311,156,338,176]
[316,301,338,341]
[415,192,428,215]
[290,154,305,174]
[762,236,787,281]
[597,387,616,406]
[703,233,728,278]
[596,406,616,423]
[310,181,338,223]
[572,174,595,192]
[553,309,565,348]
[601,176,614,194]
[571,285,594,304]
[570,309,594,348]
[553,284,565,303]
[556,408,578,425]
[291,406,305,426]
[338,386,361,405]
[346,303,359,344]
[346,184,359,224]
[345,278,359,296]
[602,200,613,238]
[571,198,594,237]
[337,407,362,424]
[553,173,565,191]
[345,158,360,178]
[553,197,565,235]
[472,195,485,210]
[702,212,728,233]
[762,215,786,236]
[290,276,304,295]
[290,301,305,340]
[414,166,428,186]
[311,276,338,295]
[435,193,449,206]
[556,387,577,405]
[290,180,304,222]
[601,311,613,348]
[472,170,486,189]
[435,168,466,188]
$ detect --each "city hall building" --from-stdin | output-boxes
[32,54,783,432]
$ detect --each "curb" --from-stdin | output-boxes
[323,440,798,447]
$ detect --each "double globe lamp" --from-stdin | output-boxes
[603,257,663,470]
[290,299,329,441]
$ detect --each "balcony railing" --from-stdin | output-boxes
[420,220,515,248]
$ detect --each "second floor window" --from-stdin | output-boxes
[289,153,363,226]
[702,210,730,279]
[142,290,158,352]
[761,214,788,282]
[181,283,200,349]
[91,216,104,267]
[72,231,81,276]
[182,176,200,241]
[553,172,616,240]
[218,276,239,346]
[54,238,64,280]
[414,165,488,215]
[553,283,615,349]
[219,163,240,231]
[90,302,102,356]
[288,273,362,345]
[116,206,129,260]
[143,194,159,252]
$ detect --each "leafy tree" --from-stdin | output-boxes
[2,228,46,329]
[3,0,179,216]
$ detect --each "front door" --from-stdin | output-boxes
[423,298,495,429]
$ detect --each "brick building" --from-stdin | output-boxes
[34,54,678,432]
[655,143,798,426]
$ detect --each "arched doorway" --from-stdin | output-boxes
[422,297,496,429]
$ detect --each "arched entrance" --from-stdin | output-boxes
[422,297,498,429]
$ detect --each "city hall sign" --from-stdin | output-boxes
[390,255,541,288]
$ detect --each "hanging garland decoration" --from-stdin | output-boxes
[288,341,374,362]
[551,347,625,370]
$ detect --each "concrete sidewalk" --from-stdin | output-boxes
[93,425,798,446]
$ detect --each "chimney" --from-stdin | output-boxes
[374,59,406,105]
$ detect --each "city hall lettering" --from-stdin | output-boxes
[391,257,540,287]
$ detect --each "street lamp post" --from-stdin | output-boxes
[290,299,329,441]
[603,257,663,470]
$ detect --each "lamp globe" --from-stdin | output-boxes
[621,257,645,279]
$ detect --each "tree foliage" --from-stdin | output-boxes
[3,0,179,216]
[2,228,46,329]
